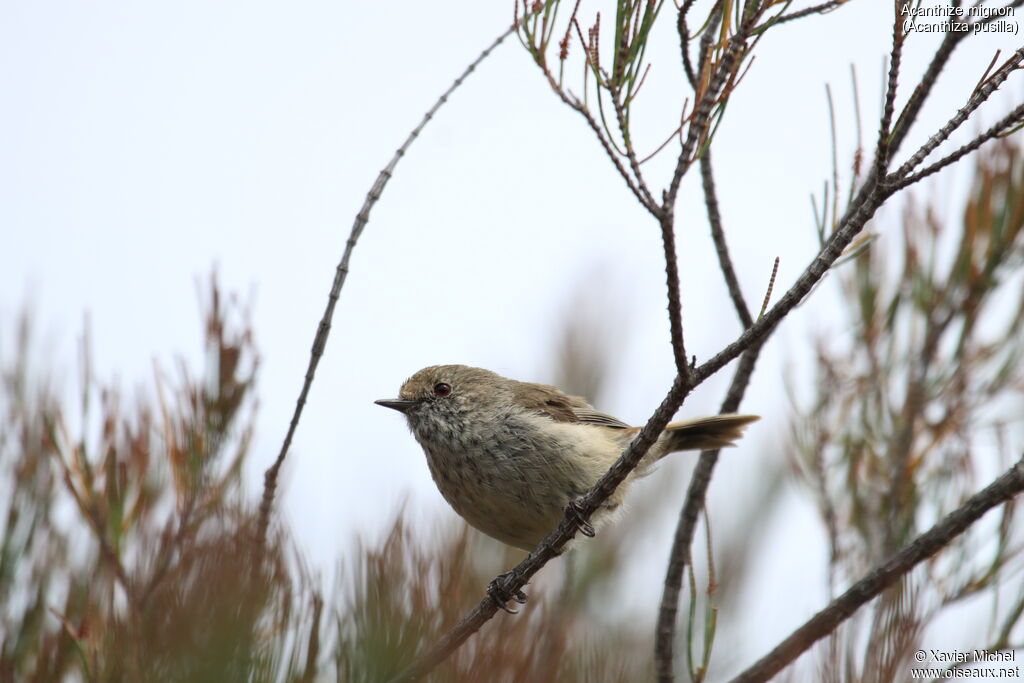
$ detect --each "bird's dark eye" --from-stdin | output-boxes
[433,382,452,397]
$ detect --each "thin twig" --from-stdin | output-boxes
[661,208,691,376]
[640,108,688,165]
[666,9,754,211]
[539,69,660,214]
[771,0,848,27]
[729,454,1024,683]
[655,343,765,682]
[826,83,839,231]
[612,91,658,209]
[873,4,907,176]
[701,150,753,328]
[692,171,888,387]
[696,45,1024,388]
[254,25,515,551]
[972,50,1004,97]
[891,47,1024,182]
[849,63,865,200]
[758,257,780,320]
[677,1,697,87]
[887,101,1024,193]
[889,25,965,156]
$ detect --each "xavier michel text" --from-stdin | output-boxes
[915,649,1017,664]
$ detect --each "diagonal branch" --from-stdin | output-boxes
[887,101,1024,193]
[612,92,658,210]
[770,0,849,27]
[665,32,747,211]
[647,44,1024,677]
[729,454,1024,683]
[693,170,889,388]
[701,150,754,328]
[889,20,965,156]
[538,69,661,215]
[891,46,1024,182]
[889,1,1023,156]
[694,35,1024,393]
[254,25,515,550]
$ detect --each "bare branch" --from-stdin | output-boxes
[891,46,1024,182]
[693,170,888,386]
[660,209,692,376]
[545,72,661,214]
[255,25,515,550]
[666,30,746,210]
[696,39,1024,387]
[877,2,1022,158]
[677,0,698,87]
[889,24,966,156]
[655,343,765,682]
[729,454,1024,683]
[872,4,907,175]
[758,257,780,320]
[701,151,754,329]
[770,0,850,27]
[887,101,1024,193]
[612,93,659,209]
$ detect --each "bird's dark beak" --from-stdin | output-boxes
[375,398,416,414]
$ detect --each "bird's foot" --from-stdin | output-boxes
[487,571,528,614]
[565,498,596,538]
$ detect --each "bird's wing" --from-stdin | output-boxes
[511,381,632,429]
[570,408,633,429]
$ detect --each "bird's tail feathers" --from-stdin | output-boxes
[659,414,760,455]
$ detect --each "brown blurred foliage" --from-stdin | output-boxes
[0,280,315,683]
[0,274,666,682]
[336,516,658,682]
[792,140,1024,681]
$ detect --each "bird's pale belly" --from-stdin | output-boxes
[414,414,629,550]
[422,442,575,550]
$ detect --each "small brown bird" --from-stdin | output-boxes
[377,365,758,550]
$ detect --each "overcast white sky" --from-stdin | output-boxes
[2,0,1022,676]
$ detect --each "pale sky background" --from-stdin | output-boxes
[2,0,1022,677]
